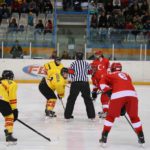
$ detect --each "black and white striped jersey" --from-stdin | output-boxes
[69,60,91,82]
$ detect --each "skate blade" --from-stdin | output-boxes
[100,142,107,148]
[45,116,57,119]
[139,143,145,148]
[6,141,17,146]
[98,115,106,119]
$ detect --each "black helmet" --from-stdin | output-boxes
[2,70,14,80]
[54,57,61,66]
[76,52,83,60]
[61,67,68,76]
[54,56,61,62]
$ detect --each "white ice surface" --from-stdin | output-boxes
[0,84,150,150]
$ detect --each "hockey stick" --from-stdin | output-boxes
[59,98,65,111]
[17,119,51,142]
[124,115,136,133]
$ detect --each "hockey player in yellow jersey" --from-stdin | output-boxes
[44,57,64,78]
[39,68,69,117]
[0,70,18,142]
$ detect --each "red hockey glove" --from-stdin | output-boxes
[68,69,75,74]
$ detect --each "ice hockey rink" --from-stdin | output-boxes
[0,84,150,150]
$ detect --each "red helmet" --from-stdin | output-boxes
[95,50,103,58]
[110,62,122,72]
[95,50,103,56]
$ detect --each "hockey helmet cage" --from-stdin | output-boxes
[54,56,61,62]
[95,50,103,56]
[61,67,69,79]
[110,62,122,72]
[76,52,83,60]
[61,67,68,75]
[2,70,14,80]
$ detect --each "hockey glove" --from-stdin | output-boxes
[92,91,97,100]
[105,90,112,98]
[120,106,126,116]
[57,94,63,100]
[13,109,18,121]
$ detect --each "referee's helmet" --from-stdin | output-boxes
[76,52,83,60]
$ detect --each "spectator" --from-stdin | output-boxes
[115,10,125,29]
[49,50,57,59]
[28,11,34,27]
[132,15,143,40]
[63,0,72,11]
[44,0,53,14]
[8,18,18,32]
[90,14,98,28]
[98,11,107,28]
[107,13,115,28]
[113,0,121,9]
[44,19,53,34]
[142,11,150,24]
[29,0,38,15]
[0,5,2,23]
[143,19,150,40]
[34,19,44,39]
[21,0,29,13]
[129,2,141,16]
[10,40,23,58]
[140,0,149,14]
[35,19,44,31]
[0,48,2,58]
[11,0,21,14]
[1,3,10,19]
[105,2,113,14]
[73,0,82,11]
[61,50,71,59]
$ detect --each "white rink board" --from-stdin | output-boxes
[0,59,150,82]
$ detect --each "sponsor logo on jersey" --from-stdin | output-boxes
[23,65,45,78]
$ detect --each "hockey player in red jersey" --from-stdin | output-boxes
[99,62,145,145]
[91,50,110,118]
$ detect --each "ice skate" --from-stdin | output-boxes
[6,133,17,145]
[98,112,107,118]
[4,129,8,136]
[137,131,145,147]
[99,131,108,147]
[65,115,74,119]
[45,109,57,117]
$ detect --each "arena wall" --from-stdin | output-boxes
[0,59,150,85]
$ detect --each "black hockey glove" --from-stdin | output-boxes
[13,109,18,121]
[105,90,112,98]
[92,91,97,100]
[120,106,126,116]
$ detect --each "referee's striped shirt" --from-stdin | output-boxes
[69,60,91,82]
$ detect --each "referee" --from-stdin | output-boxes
[64,52,95,119]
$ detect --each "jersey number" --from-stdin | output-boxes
[118,73,127,80]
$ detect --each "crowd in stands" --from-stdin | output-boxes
[90,0,150,41]
[0,0,53,19]
[0,0,53,40]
